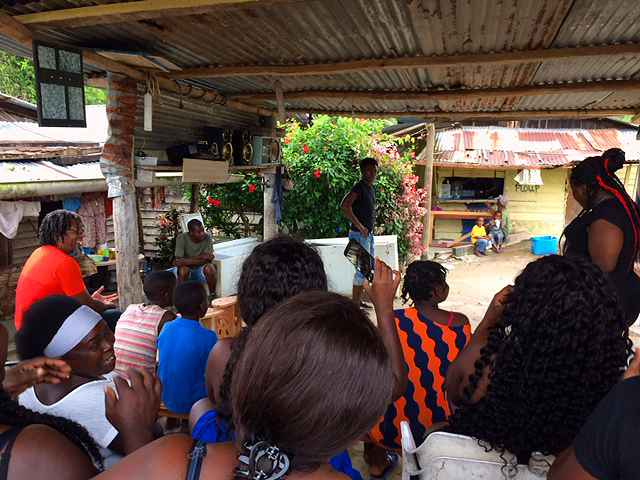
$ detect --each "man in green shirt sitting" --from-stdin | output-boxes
[171,219,217,297]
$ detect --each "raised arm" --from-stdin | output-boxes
[364,258,406,401]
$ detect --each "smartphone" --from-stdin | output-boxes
[344,238,375,283]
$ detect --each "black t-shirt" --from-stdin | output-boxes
[349,180,376,231]
[564,198,640,324]
[573,376,640,480]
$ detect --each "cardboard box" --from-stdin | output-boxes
[182,158,229,184]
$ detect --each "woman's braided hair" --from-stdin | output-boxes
[0,387,103,468]
[215,236,328,439]
[401,260,447,305]
[448,255,631,463]
[567,148,640,270]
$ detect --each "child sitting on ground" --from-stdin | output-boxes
[157,281,217,415]
[488,211,505,253]
[471,216,492,256]
[114,271,177,375]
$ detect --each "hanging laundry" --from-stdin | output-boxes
[151,186,165,210]
[103,192,113,219]
[77,193,107,249]
[62,197,81,212]
[271,166,284,225]
[0,201,41,239]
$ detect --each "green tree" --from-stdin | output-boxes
[0,52,36,103]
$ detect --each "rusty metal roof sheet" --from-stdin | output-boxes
[435,127,640,168]
[1,0,640,118]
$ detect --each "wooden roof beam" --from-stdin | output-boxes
[283,109,640,120]
[0,12,272,118]
[227,80,640,102]
[168,43,640,79]
[14,0,304,29]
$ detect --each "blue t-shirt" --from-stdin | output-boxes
[158,318,217,414]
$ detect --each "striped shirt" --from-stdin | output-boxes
[370,308,471,452]
[114,304,168,374]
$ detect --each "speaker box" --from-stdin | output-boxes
[166,141,210,166]
[261,138,281,165]
[204,127,234,162]
[231,130,253,166]
[251,135,263,166]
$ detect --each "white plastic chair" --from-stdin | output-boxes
[400,421,552,479]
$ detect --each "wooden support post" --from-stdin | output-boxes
[102,73,143,309]
[420,123,435,259]
[263,174,277,241]
[190,183,200,213]
[274,80,286,126]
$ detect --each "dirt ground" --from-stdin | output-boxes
[348,239,640,479]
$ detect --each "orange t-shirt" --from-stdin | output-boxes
[14,246,86,329]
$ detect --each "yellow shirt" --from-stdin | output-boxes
[471,225,487,244]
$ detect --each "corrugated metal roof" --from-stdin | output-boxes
[0,160,103,183]
[435,127,640,168]
[1,0,640,118]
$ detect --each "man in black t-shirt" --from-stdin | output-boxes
[548,350,640,480]
[340,157,378,308]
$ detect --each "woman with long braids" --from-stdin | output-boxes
[563,148,640,325]
[445,255,631,464]
[0,322,102,478]
[365,261,470,478]
[94,291,396,480]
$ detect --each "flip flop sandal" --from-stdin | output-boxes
[371,452,399,480]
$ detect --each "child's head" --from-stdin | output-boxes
[237,235,328,327]
[401,261,448,305]
[143,271,177,307]
[173,281,208,320]
[232,291,392,473]
[494,211,502,219]
[476,216,485,226]
[448,255,631,462]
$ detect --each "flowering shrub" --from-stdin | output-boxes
[153,207,181,268]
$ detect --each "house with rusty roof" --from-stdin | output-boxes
[425,122,640,243]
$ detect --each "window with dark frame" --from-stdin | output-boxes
[440,176,504,201]
[32,40,86,128]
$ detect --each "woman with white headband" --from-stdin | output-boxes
[15,295,161,470]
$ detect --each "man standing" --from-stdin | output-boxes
[341,157,378,308]
[172,219,217,298]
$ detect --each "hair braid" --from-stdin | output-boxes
[401,261,447,305]
[38,209,83,247]
[448,255,631,463]
[0,388,103,468]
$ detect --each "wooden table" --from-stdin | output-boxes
[429,210,493,246]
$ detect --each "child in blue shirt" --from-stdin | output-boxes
[158,281,217,415]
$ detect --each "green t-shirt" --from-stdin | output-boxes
[174,232,214,258]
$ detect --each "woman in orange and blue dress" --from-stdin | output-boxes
[365,261,471,479]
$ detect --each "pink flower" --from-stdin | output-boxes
[314,170,321,179]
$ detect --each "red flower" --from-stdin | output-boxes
[314,170,321,179]
[207,198,214,205]
[284,138,290,145]
[410,152,416,160]
[213,200,221,207]
[303,146,309,154]
[248,185,256,194]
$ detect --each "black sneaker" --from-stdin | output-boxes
[359,300,373,309]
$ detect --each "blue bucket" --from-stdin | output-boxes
[531,236,558,255]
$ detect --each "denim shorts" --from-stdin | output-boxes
[167,265,207,283]
[348,230,375,286]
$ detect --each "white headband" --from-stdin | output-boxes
[44,305,103,358]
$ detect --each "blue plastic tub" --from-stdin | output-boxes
[531,236,558,255]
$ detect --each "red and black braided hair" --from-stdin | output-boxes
[569,148,640,270]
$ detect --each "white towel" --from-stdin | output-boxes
[0,200,41,239]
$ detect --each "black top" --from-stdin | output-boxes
[573,376,640,480]
[349,180,376,231]
[564,197,640,325]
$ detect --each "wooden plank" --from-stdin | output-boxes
[228,80,640,102]
[445,232,473,248]
[15,0,303,28]
[420,123,435,258]
[283,108,640,120]
[169,43,640,79]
